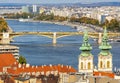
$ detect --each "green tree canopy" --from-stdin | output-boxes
[18,56,27,64]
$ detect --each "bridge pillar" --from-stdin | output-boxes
[98,33,102,44]
[1,32,10,44]
[53,32,57,44]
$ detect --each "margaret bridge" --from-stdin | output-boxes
[0,31,120,44]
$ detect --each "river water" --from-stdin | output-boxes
[7,20,120,70]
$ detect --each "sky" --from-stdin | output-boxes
[0,0,120,4]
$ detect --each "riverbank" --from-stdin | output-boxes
[29,19,96,32]
[6,18,98,32]
[39,21,97,32]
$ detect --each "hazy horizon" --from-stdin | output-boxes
[0,0,120,4]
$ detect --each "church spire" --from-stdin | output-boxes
[99,27,112,50]
[80,30,92,51]
[79,30,92,57]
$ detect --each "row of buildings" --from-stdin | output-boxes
[50,6,120,23]
[0,5,120,23]
[17,6,120,24]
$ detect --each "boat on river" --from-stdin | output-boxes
[18,18,30,22]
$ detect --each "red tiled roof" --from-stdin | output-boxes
[0,53,17,67]
[7,64,77,75]
[93,71,115,78]
[0,53,76,75]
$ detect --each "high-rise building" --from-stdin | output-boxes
[33,5,37,13]
[78,31,94,74]
[32,5,39,14]
[98,28,112,72]
[98,14,106,24]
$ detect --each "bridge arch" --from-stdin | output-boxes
[10,34,53,39]
[10,35,53,44]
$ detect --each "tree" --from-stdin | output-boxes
[18,56,27,64]
[107,19,120,32]
[0,17,8,32]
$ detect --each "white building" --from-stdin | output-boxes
[33,5,37,13]
[0,45,19,60]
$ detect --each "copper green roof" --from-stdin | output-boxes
[80,31,92,51]
[80,51,93,57]
[99,50,112,56]
[99,27,112,50]
[99,27,112,56]
[79,31,92,57]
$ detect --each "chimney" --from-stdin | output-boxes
[18,63,21,68]
[32,66,34,68]
[42,65,44,68]
[26,64,30,68]
[67,65,68,68]
[36,66,38,68]
[49,64,52,67]
[61,64,63,68]
[69,66,71,69]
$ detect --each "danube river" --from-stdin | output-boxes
[7,20,120,70]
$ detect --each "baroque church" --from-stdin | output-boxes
[78,28,112,74]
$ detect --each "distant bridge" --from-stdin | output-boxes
[0,32,120,44]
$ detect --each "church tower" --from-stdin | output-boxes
[78,31,94,74]
[98,28,112,72]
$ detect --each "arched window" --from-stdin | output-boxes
[100,61,102,68]
[107,61,110,68]
[81,62,83,69]
[88,62,91,69]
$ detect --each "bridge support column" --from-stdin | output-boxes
[98,33,102,44]
[53,32,57,44]
[1,32,10,44]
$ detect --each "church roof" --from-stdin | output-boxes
[80,31,92,51]
[79,31,92,57]
[99,27,112,50]
[99,27,112,56]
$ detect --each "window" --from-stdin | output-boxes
[107,61,110,68]
[81,62,83,69]
[100,61,102,68]
[88,62,91,69]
